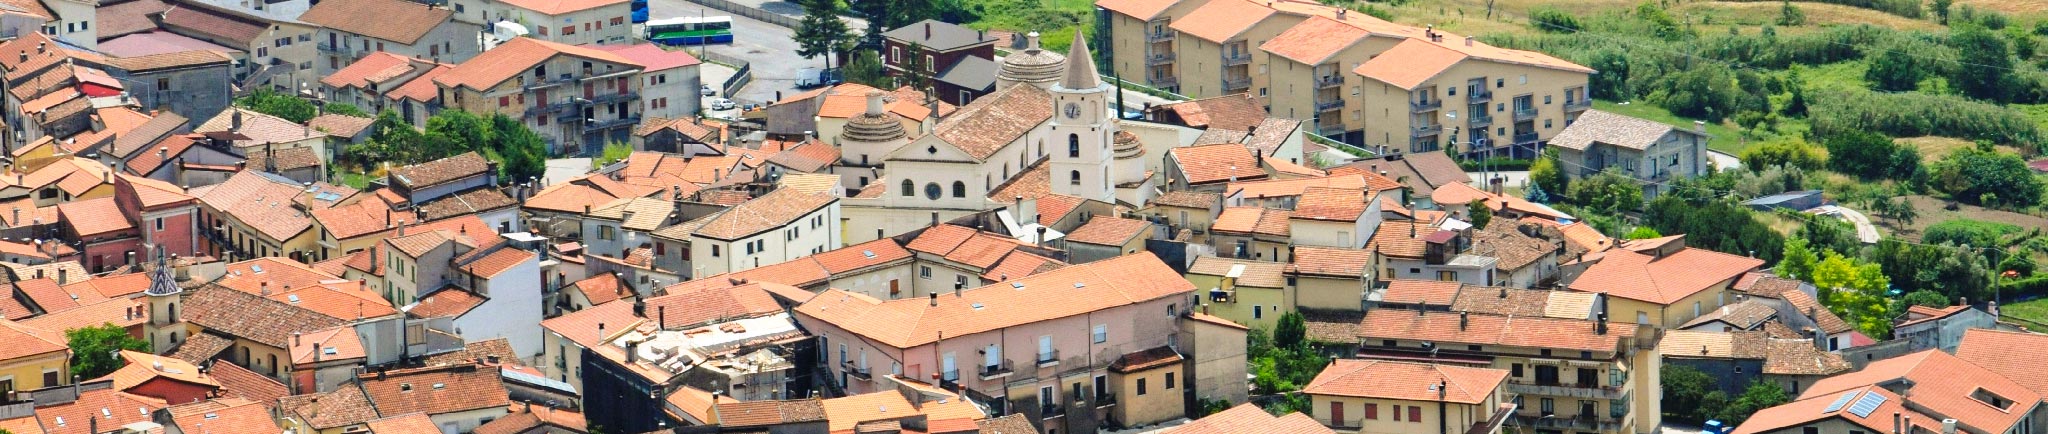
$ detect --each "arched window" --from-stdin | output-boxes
[1067,134,1080,158]
[952,181,966,198]
[1069,170,1082,186]
[900,179,914,197]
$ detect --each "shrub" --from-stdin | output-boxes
[1531,7,1582,33]
[1739,138,1825,172]
[1822,131,1918,180]
[1809,89,2044,150]
[1928,146,2045,208]
[1921,219,2021,247]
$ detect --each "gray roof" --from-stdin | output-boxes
[935,55,998,91]
[882,19,995,52]
[1549,109,1700,151]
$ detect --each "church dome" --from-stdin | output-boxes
[1113,131,1144,160]
[841,91,907,143]
[997,32,1065,89]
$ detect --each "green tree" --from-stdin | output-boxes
[1273,312,1307,349]
[1951,25,2016,102]
[324,103,372,118]
[1932,0,1953,24]
[233,88,318,123]
[1653,63,1741,122]
[489,113,548,182]
[842,50,889,89]
[1468,199,1494,230]
[1662,365,1718,424]
[593,142,634,169]
[1778,0,1806,26]
[1823,131,1917,180]
[793,0,853,68]
[67,324,150,379]
[1929,146,2044,208]
[1738,138,1825,172]
[1813,250,1894,337]
[1889,196,1918,226]
[1780,236,1818,280]
[1626,227,1664,240]
[1644,182,1786,264]
[1865,47,1928,92]
[1900,289,1951,309]
[1718,381,1792,425]
[1530,7,1582,32]
[1529,150,1569,197]
[1565,168,1646,212]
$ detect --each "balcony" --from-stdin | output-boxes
[1315,98,1344,112]
[1513,107,1538,121]
[1095,393,1117,408]
[840,361,872,381]
[317,42,354,56]
[939,369,960,389]
[1036,349,1060,367]
[978,359,1015,380]
[1148,76,1178,88]
[523,73,581,91]
[583,115,642,132]
[1221,52,1251,66]
[590,91,638,104]
[1469,114,1493,128]
[1410,99,1442,113]
[1565,98,1592,112]
[1317,122,1349,137]
[1146,52,1175,66]
[1468,88,1493,103]
[1041,404,1066,418]
[1513,132,1540,144]
[1316,75,1343,89]
[1512,413,1624,433]
[1412,124,1443,137]
[1222,77,1251,91]
[1146,31,1175,42]
[525,99,582,116]
[1506,381,1629,401]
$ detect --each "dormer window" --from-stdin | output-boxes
[1973,388,2014,410]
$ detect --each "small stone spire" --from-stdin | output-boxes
[1059,28,1101,90]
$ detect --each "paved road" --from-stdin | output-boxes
[649,0,828,105]
[1709,149,1741,172]
[1813,205,1883,244]
[544,158,594,185]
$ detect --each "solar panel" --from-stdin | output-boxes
[1823,392,1859,413]
[1848,392,1889,417]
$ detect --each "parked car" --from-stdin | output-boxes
[711,98,736,110]
[700,84,716,96]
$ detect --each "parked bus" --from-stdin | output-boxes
[646,16,734,46]
[631,0,648,23]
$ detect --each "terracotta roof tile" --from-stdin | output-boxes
[1150,190,1220,209]
[1346,309,1638,352]
[0,318,67,361]
[389,152,489,190]
[1465,221,1557,271]
[795,253,1194,348]
[163,332,233,366]
[1170,143,1267,185]
[495,0,627,16]
[714,399,827,427]
[299,0,453,44]
[1550,110,1683,151]
[20,298,147,334]
[458,246,533,279]
[363,413,443,434]
[180,285,347,348]
[104,50,233,72]
[1063,216,1151,246]
[1290,246,1369,277]
[408,288,487,318]
[812,238,913,274]
[1305,359,1507,404]
[1187,256,1286,288]
[193,171,317,242]
[1167,403,1335,434]
[931,83,1052,161]
[1211,206,1289,237]
[157,1,270,45]
[32,387,167,434]
[307,113,375,137]
[434,37,642,91]
[1096,0,1178,20]
[359,364,511,417]
[1957,329,2048,397]
[1170,0,1277,43]
[1447,285,1553,317]
[980,250,1064,282]
[1680,299,1780,330]
[475,405,587,434]
[1567,242,1762,305]
[387,65,451,102]
[1263,16,1372,65]
[1380,279,1461,305]
[692,188,836,240]
[1789,351,2035,434]
[1291,186,1369,221]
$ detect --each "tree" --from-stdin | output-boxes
[1865,47,1928,92]
[1525,182,1551,203]
[1738,138,1825,172]
[1780,236,1818,280]
[1531,7,1582,32]
[843,50,888,88]
[1932,0,1953,24]
[1929,146,2044,208]
[1273,312,1307,349]
[1719,381,1792,425]
[1901,289,1951,309]
[1565,168,1646,213]
[1662,365,1719,424]
[233,88,318,123]
[1950,26,2016,102]
[1626,227,1663,240]
[1644,184,1786,264]
[1823,131,1917,180]
[593,142,634,169]
[793,0,852,68]
[67,324,150,379]
[1813,250,1894,338]
[1654,63,1741,122]
[1777,0,1805,26]
[1468,199,1494,230]
[1530,149,1569,197]
[1890,196,1918,225]
[324,103,372,118]
[489,113,548,182]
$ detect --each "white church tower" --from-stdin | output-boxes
[1048,30,1116,203]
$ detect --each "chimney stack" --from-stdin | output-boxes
[925,22,932,39]
[954,282,964,298]
[929,292,938,307]
[866,91,887,116]
[1458,311,1468,330]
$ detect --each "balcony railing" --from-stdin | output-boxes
[1041,404,1065,418]
[523,73,581,91]
[1505,381,1628,401]
[1222,77,1251,91]
[583,115,642,132]
[1315,98,1344,112]
[1317,122,1349,137]
[591,91,638,104]
[841,361,872,381]
[317,42,354,56]
[1513,132,1539,144]
[1564,99,1592,112]
[1095,393,1116,407]
[1468,88,1493,103]
[1512,413,1623,433]
[1469,114,1493,128]
[1148,76,1178,88]
[1147,52,1175,65]
[1316,75,1344,89]
[1410,99,1442,112]
[1036,349,1060,367]
[525,99,582,116]
[979,359,1015,380]
[1513,107,1538,121]
[1412,124,1443,137]
[1222,52,1251,66]
[1146,31,1175,42]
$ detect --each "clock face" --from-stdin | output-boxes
[1064,103,1081,119]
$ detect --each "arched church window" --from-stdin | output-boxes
[952,181,966,198]
[901,179,914,197]
[1070,170,1082,186]
[1068,134,1080,158]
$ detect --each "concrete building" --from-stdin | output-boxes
[432,37,644,155]
[882,19,998,106]
[302,0,479,76]
[1892,303,2001,354]
[447,0,632,46]
[1732,350,2040,434]
[1564,235,1764,329]
[591,43,701,120]
[1656,330,1851,397]
[154,0,317,88]
[1302,360,1516,434]
[1548,110,1711,198]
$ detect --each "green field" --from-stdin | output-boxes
[1999,297,2048,329]
[1592,100,1754,155]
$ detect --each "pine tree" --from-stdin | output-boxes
[794,0,852,68]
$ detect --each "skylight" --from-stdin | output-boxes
[1823,392,1858,413]
[1847,392,1888,418]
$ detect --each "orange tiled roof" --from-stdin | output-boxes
[298,0,454,45]
[1187,256,1286,288]
[811,238,913,274]
[1290,246,1370,277]
[1291,186,1369,221]
[1957,329,2048,397]
[357,364,511,418]
[1211,206,1289,237]
[33,387,167,434]
[1567,244,1761,305]
[20,297,147,335]
[1171,143,1267,185]
[930,83,1053,162]
[1062,216,1151,246]
[476,404,588,434]
[193,171,316,242]
[363,413,443,434]
[104,350,219,391]
[1380,279,1462,305]
[434,37,642,91]
[1097,0,1179,20]
[0,318,67,361]
[1348,309,1638,352]
[1262,16,1372,66]
[1166,403,1335,434]
[1789,350,2036,434]
[409,288,487,318]
[1169,0,1278,43]
[1366,219,1440,258]
[66,272,150,299]
[795,253,1192,348]
[1304,359,1507,404]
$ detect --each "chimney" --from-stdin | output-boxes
[1017,195,1038,225]
[232,111,244,131]
[294,332,302,347]
[924,22,932,40]
[954,282,964,298]
[929,292,938,307]
[1498,287,1507,298]
[1595,313,1608,335]
[1894,413,1902,434]
[56,268,65,285]
[1255,149,1264,168]
[633,298,646,317]
[261,281,270,296]
[1035,226,1048,249]
[1942,419,1958,434]
[658,305,666,330]
[1458,311,1468,330]
[159,147,168,159]
[1027,31,1041,51]
[1228,165,1237,183]
[1693,120,1706,134]
[866,91,887,116]
[1336,8,1346,19]
[1465,36,1474,47]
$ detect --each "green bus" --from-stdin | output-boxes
[647,16,734,46]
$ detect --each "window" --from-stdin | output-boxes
[901,179,914,196]
[1393,405,1402,421]
[1092,324,1106,343]
[499,96,509,107]
[920,266,932,279]
[612,17,624,25]
[1408,406,1421,423]
[1364,403,1378,420]
[1437,270,1456,281]
[1069,170,1081,186]
[712,245,721,257]
[154,218,163,231]
[1165,372,1175,389]
[1803,428,1819,434]
[891,46,901,62]
[955,274,967,288]
[1068,134,1080,157]
[951,181,966,198]
[563,26,575,35]
[1511,363,1524,377]
[1038,336,1054,363]
[1136,378,1147,395]
[1253,305,1262,319]
[1540,398,1555,414]
[42,371,57,387]
[599,226,616,240]
[925,55,935,72]
[924,183,942,200]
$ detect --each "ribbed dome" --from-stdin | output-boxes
[1113,131,1144,160]
[999,32,1065,88]
[843,113,906,143]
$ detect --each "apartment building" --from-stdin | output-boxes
[447,0,633,46]
[320,52,450,121]
[1307,309,1661,434]
[794,253,1200,434]
[657,187,839,276]
[433,37,645,155]
[156,0,317,87]
[302,0,479,76]
[591,43,702,119]
[1302,360,1516,434]
[1549,110,1710,198]
[1101,0,1592,152]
